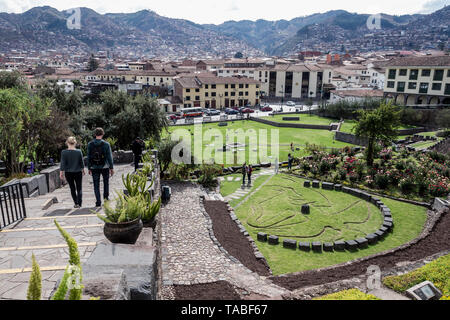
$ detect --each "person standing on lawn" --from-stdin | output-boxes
[131,137,145,172]
[60,137,85,208]
[247,165,253,186]
[242,162,247,186]
[87,128,114,207]
[288,153,293,170]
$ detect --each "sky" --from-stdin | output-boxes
[0,0,448,24]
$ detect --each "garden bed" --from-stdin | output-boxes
[173,281,241,300]
[203,200,271,276]
[270,209,450,291]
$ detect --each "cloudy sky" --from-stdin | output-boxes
[0,0,448,24]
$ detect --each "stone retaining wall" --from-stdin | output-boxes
[335,131,369,146]
[249,116,333,130]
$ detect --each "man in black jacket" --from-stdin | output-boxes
[132,137,145,172]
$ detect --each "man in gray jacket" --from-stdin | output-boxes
[87,128,115,207]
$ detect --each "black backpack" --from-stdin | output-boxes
[91,141,106,166]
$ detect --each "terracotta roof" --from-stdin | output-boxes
[386,56,450,67]
[91,70,176,76]
[332,89,384,98]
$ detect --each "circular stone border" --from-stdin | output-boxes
[256,180,394,253]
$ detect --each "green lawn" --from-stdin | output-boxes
[410,140,440,150]
[340,120,416,134]
[166,120,352,166]
[220,172,273,207]
[261,114,336,126]
[234,174,428,275]
[313,289,381,300]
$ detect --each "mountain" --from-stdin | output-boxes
[0,7,261,57]
[0,6,447,57]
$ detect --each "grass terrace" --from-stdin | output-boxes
[260,114,337,126]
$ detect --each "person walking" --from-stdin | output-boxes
[60,137,85,208]
[288,153,293,171]
[247,165,253,186]
[242,162,247,186]
[87,128,114,207]
[131,137,145,172]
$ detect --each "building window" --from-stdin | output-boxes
[225,84,228,89]
[432,83,442,91]
[399,69,407,76]
[239,92,243,96]
[231,84,236,89]
[447,70,450,78]
[419,83,429,94]
[231,92,235,96]
[186,89,190,93]
[433,70,444,81]
[409,69,418,80]
[185,96,191,101]
[205,92,209,97]
[225,92,229,97]
[245,84,249,88]
[205,84,209,89]
[195,89,200,92]
[408,82,417,90]
[212,92,216,97]
[212,84,216,89]
[397,82,405,92]
[422,69,431,77]
[245,92,249,96]
[195,96,200,101]
[445,84,450,95]
[239,84,244,89]
[387,81,395,88]
[388,69,396,79]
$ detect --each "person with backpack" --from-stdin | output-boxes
[87,128,114,207]
[247,165,253,186]
[60,137,85,208]
[131,137,145,172]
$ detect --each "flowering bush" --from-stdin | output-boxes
[374,172,390,189]
[399,177,415,194]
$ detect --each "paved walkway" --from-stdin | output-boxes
[159,182,288,300]
[0,164,134,300]
[221,168,274,203]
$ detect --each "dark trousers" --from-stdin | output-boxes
[248,174,252,184]
[134,153,142,171]
[92,168,110,206]
[65,172,82,206]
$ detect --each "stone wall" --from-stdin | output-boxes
[335,131,369,146]
[249,117,332,130]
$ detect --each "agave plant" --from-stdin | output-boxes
[122,172,152,197]
[141,193,162,223]
[97,192,144,224]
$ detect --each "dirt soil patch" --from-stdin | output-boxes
[271,210,450,291]
[204,200,271,276]
[173,281,241,300]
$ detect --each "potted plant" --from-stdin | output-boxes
[141,192,162,228]
[97,193,144,244]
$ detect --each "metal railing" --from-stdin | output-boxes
[0,182,26,230]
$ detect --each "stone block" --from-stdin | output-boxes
[342,187,351,194]
[334,241,346,251]
[361,192,372,202]
[322,182,334,190]
[268,235,279,245]
[83,269,130,300]
[312,181,320,188]
[312,242,322,252]
[376,201,384,209]
[345,240,358,251]
[36,174,48,195]
[355,238,369,249]
[41,166,61,192]
[334,184,342,191]
[365,234,378,245]
[323,242,334,252]
[304,180,311,188]
[301,204,310,215]
[283,239,297,249]
[384,217,393,224]
[371,196,380,205]
[257,232,268,242]
[298,242,311,252]
[375,230,385,239]
[379,226,389,234]
[383,221,393,231]
[20,176,39,197]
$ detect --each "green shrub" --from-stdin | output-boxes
[383,254,450,300]
[198,164,223,189]
[97,193,143,224]
[27,254,42,300]
[375,173,390,189]
[399,177,415,194]
[313,289,381,300]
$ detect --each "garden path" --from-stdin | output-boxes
[221,168,274,203]
[159,181,288,300]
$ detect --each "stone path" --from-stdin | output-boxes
[159,182,288,300]
[0,164,134,300]
[221,168,273,202]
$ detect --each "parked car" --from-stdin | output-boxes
[168,113,182,120]
[286,101,296,106]
[208,109,221,116]
[225,108,239,115]
[241,108,255,114]
[260,106,273,112]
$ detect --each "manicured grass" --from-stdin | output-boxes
[410,140,440,150]
[166,121,352,166]
[383,254,450,299]
[340,120,416,134]
[234,174,428,275]
[261,114,336,126]
[221,173,273,208]
[313,289,381,300]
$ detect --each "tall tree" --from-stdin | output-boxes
[0,71,26,90]
[353,101,401,166]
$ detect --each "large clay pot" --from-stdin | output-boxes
[142,216,156,229]
[104,218,143,244]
